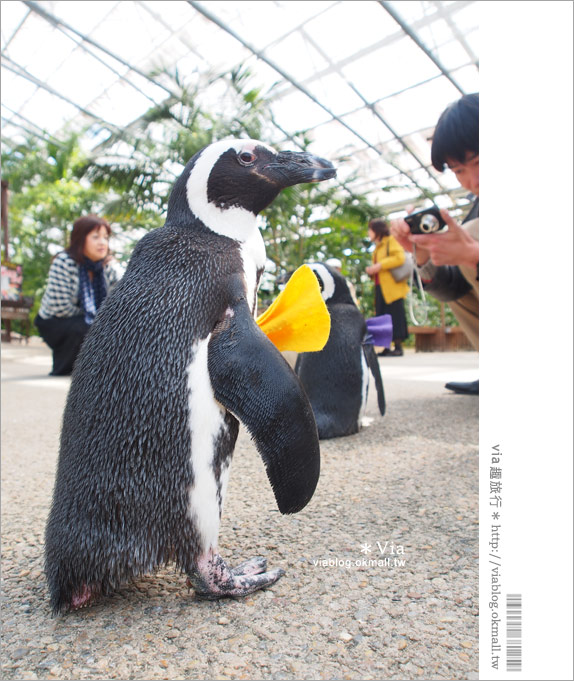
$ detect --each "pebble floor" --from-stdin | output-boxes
[2,342,479,680]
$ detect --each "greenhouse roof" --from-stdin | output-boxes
[1,0,480,213]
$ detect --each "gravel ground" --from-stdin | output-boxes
[2,340,479,680]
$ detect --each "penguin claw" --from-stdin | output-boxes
[187,551,284,600]
[231,556,267,576]
[228,567,285,599]
[192,568,285,601]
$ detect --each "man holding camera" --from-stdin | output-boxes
[391,93,479,395]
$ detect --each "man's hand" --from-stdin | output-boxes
[390,205,430,266]
[410,209,478,268]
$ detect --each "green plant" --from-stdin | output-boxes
[3,66,456,340]
[2,135,111,325]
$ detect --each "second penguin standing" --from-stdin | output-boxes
[295,263,386,439]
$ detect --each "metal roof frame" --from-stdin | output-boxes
[1,0,480,212]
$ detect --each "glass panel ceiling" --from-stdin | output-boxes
[1,0,479,214]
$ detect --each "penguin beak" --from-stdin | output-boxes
[264,151,337,187]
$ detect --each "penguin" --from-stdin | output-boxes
[44,139,336,613]
[295,263,386,439]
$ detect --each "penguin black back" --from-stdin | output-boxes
[45,224,243,610]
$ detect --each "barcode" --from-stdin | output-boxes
[506,593,522,671]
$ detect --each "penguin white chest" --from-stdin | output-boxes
[359,351,370,420]
[240,227,266,314]
[186,338,230,552]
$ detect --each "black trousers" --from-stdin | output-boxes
[34,314,90,376]
[374,286,409,343]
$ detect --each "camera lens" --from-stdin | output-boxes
[420,214,439,233]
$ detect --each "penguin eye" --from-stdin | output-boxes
[238,151,256,166]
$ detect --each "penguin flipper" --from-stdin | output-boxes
[363,342,386,416]
[208,296,320,515]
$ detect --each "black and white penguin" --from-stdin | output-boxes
[44,139,336,613]
[295,263,386,439]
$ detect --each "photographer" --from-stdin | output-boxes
[391,93,479,395]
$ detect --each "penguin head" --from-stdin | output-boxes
[308,262,356,306]
[167,139,336,242]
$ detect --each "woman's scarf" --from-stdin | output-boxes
[79,258,108,324]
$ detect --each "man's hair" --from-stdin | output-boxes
[431,93,479,172]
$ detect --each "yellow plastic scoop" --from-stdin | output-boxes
[256,264,331,352]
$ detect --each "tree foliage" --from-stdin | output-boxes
[2,134,110,320]
[2,65,454,332]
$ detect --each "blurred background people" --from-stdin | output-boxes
[365,217,409,356]
[35,215,123,376]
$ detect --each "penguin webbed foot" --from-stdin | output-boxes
[187,551,284,600]
[67,583,100,612]
[231,555,267,576]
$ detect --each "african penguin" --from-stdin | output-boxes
[44,139,336,613]
[295,263,386,439]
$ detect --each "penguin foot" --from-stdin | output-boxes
[70,583,99,611]
[231,556,267,576]
[187,550,284,600]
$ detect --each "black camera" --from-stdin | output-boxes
[404,206,447,235]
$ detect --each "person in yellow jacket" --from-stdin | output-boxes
[365,217,409,356]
